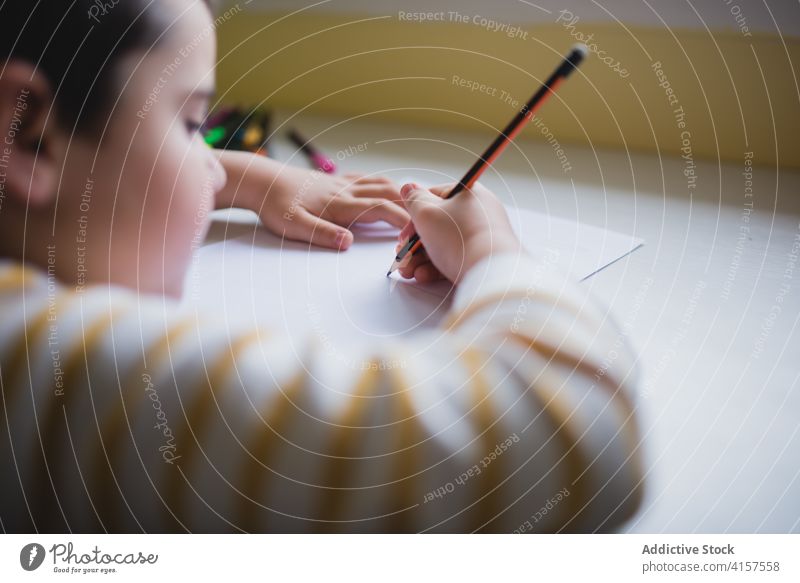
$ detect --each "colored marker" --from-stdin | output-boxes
[203,106,234,132]
[287,129,336,173]
[253,111,272,157]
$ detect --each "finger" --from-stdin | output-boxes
[283,209,353,250]
[413,261,445,284]
[349,184,402,203]
[428,183,457,198]
[397,220,415,242]
[343,174,394,186]
[398,183,442,215]
[343,199,410,229]
[397,247,430,279]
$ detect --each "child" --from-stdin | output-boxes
[0,0,643,532]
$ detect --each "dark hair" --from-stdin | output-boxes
[0,0,217,135]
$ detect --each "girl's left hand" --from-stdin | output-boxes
[263,165,409,250]
[217,152,409,250]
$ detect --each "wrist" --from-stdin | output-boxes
[213,150,272,210]
[451,250,565,317]
[213,149,245,209]
[463,233,525,277]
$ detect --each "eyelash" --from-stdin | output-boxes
[186,121,203,135]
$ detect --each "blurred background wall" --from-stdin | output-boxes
[213,0,800,168]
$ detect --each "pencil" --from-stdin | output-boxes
[386,43,588,277]
[287,128,337,173]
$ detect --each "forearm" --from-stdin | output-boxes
[212,149,284,210]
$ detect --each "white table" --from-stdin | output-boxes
[216,110,800,533]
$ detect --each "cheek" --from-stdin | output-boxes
[136,133,215,281]
[164,140,216,251]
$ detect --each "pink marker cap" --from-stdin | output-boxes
[312,153,337,174]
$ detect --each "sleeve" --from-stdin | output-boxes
[0,252,644,533]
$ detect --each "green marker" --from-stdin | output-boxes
[204,126,226,146]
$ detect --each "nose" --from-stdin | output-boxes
[208,149,227,194]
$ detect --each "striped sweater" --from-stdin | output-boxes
[0,252,643,533]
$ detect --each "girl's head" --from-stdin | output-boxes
[0,0,227,297]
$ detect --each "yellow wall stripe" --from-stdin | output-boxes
[216,13,799,168]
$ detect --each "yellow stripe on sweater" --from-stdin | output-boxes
[2,297,65,407]
[460,347,507,533]
[527,359,598,532]
[92,316,198,533]
[489,339,592,531]
[311,365,379,532]
[164,328,265,531]
[508,332,636,421]
[507,331,643,526]
[443,289,588,333]
[384,374,420,533]
[0,264,35,292]
[236,369,307,533]
[35,304,121,531]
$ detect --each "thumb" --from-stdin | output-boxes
[399,183,441,216]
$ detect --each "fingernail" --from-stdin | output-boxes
[400,183,416,197]
[335,231,346,247]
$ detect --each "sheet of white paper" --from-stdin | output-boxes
[182,206,643,345]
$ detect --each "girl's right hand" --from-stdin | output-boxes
[395,182,524,284]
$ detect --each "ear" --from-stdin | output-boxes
[0,60,59,207]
